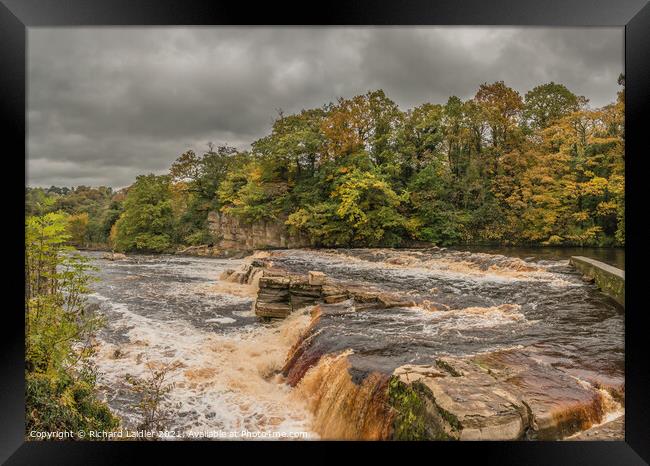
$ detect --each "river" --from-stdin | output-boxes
[83,247,624,440]
[450,246,625,270]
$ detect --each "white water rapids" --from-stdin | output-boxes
[88,254,317,439]
[84,248,624,440]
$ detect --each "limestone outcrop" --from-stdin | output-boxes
[253,270,417,319]
[219,259,269,285]
[207,211,310,253]
[217,253,623,441]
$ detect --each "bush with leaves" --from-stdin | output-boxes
[25,212,119,437]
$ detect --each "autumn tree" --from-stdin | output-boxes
[475,81,524,151]
[67,212,89,247]
[321,90,402,166]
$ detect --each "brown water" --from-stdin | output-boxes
[272,249,623,396]
[86,253,316,439]
[84,247,624,439]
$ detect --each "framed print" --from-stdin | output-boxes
[2,0,649,464]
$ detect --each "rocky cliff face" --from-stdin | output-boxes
[207,211,310,252]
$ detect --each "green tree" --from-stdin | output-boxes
[170,144,246,244]
[524,82,581,131]
[396,103,445,181]
[408,164,469,245]
[112,175,175,252]
[288,169,409,246]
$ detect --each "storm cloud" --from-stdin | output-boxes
[27,27,623,188]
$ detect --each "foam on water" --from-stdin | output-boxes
[93,298,316,438]
[205,316,237,324]
[84,252,317,439]
[418,303,529,333]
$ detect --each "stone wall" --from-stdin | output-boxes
[207,211,310,252]
[570,256,625,307]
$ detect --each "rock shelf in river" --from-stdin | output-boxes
[393,351,612,440]
[255,271,418,318]
[281,302,622,441]
[220,256,420,319]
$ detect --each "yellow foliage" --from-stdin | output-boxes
[66,212,89,246]
[581,177,608,196]
[596,201,618,216]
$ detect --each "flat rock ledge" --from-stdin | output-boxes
[219,255,440,319]
[221,259,624,441]
[393,350,615,440]
[101,252,128,261]
[219,259,269,285]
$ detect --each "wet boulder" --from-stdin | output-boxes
[393,358,528,440]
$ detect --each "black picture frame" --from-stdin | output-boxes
[2,0,648,464]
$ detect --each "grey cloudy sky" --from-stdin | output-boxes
[27,27,623,188]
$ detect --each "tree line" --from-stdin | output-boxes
[26,78,625,252]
